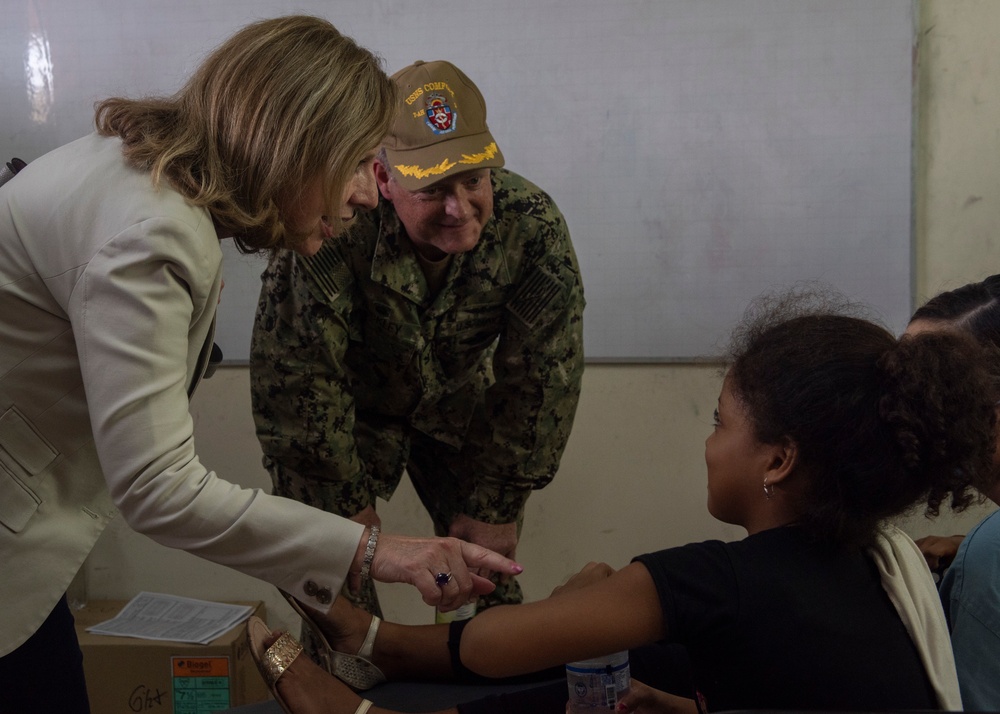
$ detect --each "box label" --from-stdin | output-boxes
[171,657,231,714]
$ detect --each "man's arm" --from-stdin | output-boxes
[249,246,372,516]
[461,182,586,525]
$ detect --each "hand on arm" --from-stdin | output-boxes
[549,561,617,598]
[615,679,699,714]
[914,534,965,574]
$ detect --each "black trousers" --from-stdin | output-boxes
[0,595,91,714]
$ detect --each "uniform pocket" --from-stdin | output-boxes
[440,301,506,352]
[361,302,421,363]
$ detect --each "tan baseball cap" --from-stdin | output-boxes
[383,60,505,191]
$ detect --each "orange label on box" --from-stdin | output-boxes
[172,657,230,677]
[172,657,232,714]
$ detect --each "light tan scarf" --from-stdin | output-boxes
[867,524,962,711]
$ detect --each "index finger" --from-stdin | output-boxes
[460,541,523,577]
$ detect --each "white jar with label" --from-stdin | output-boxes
[566,651,631,712]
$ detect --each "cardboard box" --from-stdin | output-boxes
[75,600,271,714]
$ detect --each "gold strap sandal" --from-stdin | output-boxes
[248,616,375,714]
[280,589,387,690]
[247,616,303,714]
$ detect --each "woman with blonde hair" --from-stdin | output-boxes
[0,16,519,713]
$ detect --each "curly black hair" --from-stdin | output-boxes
[911,274,1000,357]
[726,288,997,549]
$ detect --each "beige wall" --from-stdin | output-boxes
[81,0,1000,633]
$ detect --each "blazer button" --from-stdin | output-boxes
[304,580,319,597]
[316,588,333,605]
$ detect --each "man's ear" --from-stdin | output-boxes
[764,438,798,486]
[373,160,393,201]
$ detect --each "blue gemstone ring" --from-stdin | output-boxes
[435,571,452,587]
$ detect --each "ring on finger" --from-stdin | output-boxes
[435,571,453,587]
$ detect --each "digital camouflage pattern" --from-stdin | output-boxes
[250,168,584,614]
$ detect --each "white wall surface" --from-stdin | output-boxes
[0,0,917,362]
[80,0,1000,635]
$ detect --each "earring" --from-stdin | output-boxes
[763,480,774,500]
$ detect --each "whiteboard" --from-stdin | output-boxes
[0,0,914,362]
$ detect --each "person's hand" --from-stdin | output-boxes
[914,534,965,574]
[550,561,616,598]
[362,532,523,611]
[448,515,518,580]
[612,679,699,714]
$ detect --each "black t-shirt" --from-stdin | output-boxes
[633,526,937,712]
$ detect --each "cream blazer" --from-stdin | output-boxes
[0,134,361,656]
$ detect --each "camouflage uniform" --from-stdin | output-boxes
[250,168,585,617]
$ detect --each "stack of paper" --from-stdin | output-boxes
[86,592,254,645]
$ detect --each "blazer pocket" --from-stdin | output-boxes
[0,407,56,533]
[0,407,58,476]
[0,460,40,533]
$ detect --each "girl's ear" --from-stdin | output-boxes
[764,438,798,486]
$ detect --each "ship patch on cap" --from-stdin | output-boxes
[385,59,505,190]
[424,94,457,135]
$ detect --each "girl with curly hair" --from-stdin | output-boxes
[247,290,996,714]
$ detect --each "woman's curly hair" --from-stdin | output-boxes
[726,287,998,549]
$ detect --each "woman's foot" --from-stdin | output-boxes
[262,630,378,714]
[301,594,378,662]
[281,590,388,688]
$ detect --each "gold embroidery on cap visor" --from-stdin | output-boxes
[394,141,500,181]
[460,142,501,166]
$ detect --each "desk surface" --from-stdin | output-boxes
[224,678,565,714]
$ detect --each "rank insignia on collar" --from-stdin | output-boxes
[424,94,457,135]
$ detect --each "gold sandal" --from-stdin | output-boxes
[247,616,375,714]
[280,589,387,691]
[247,616,302,714]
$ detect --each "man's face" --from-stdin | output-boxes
[375,163,493,261]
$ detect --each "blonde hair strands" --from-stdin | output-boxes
[95,15,397,253]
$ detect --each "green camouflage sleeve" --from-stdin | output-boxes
[249,246,373,516]
[461,181,586,522]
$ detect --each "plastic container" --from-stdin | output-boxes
[566,651,631,712]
